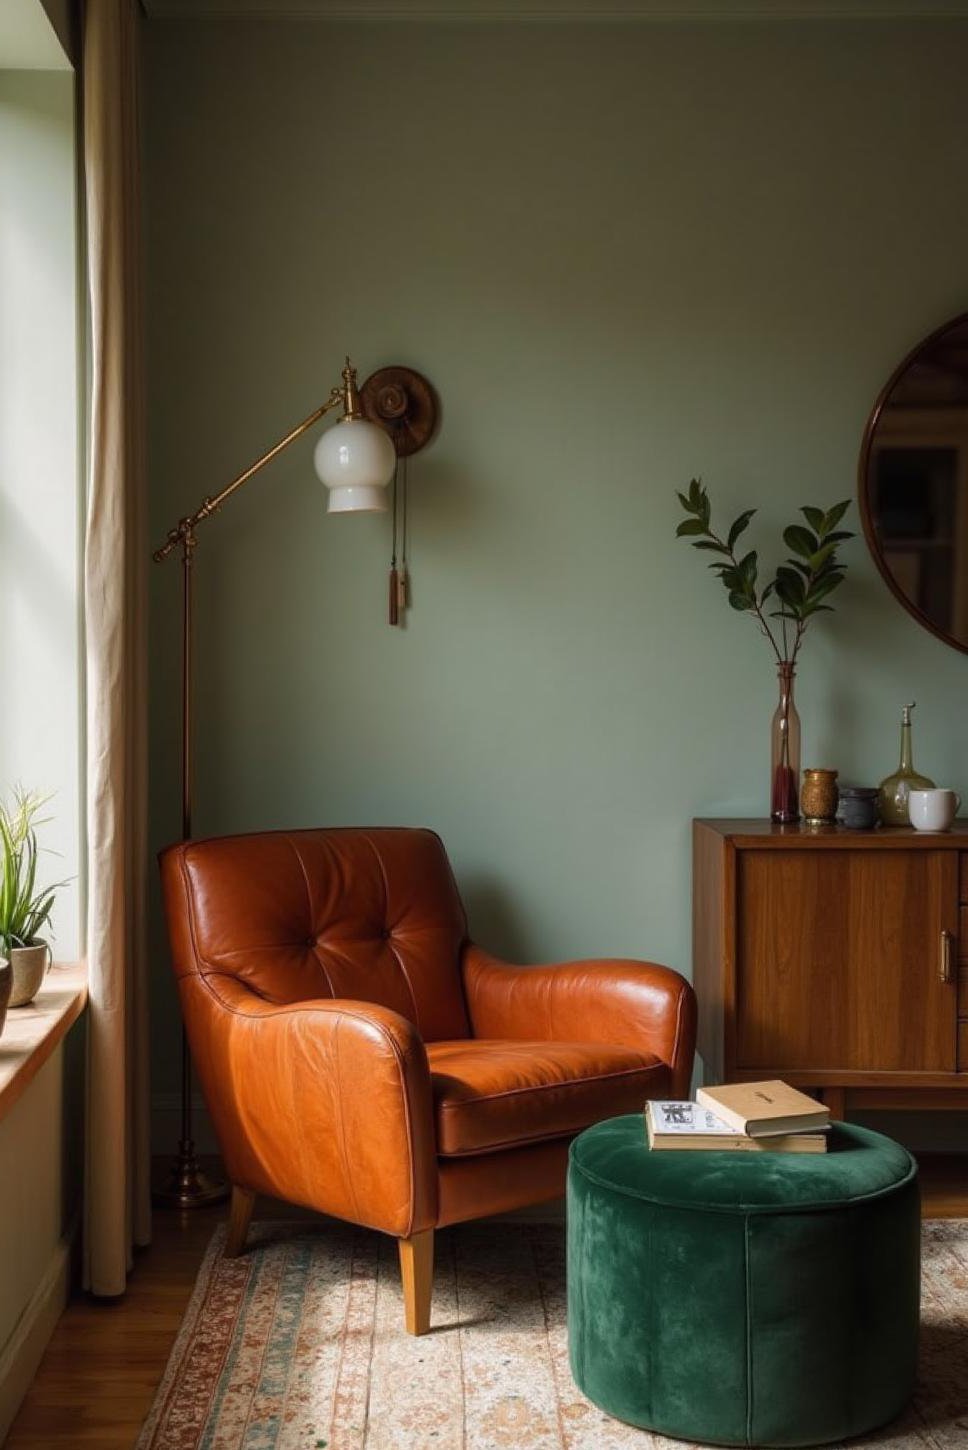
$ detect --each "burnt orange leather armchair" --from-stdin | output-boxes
[159,828,695,1334]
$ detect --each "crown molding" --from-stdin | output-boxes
[140,0,968,19]
[0,0,71,68]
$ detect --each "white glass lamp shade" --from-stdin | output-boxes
[313,417,396,513]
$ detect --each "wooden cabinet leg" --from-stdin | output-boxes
[824,1087,847,1122]
[224,1186,255,1258]
[398,1229,434,1336]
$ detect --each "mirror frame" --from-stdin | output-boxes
[858,309,968,657]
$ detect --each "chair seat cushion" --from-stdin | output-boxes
[426,1039,668,1156]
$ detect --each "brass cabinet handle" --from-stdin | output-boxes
[940,929,954,984]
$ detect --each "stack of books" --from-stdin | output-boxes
[646,1080,831,1153]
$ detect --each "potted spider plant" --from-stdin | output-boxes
[0,790,68,1010]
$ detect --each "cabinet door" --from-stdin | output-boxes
[736,849,957,1072]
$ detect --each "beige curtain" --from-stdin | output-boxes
[83,0,152,1296]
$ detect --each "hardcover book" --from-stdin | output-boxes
[645,1100,827,1153]
[696,1081,831,1138]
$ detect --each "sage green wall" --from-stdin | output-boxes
[144,17,968,1148]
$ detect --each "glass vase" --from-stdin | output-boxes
[770,662,801,823]
[878,702,935,826]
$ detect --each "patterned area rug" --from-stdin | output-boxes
[138,1219,968,1449]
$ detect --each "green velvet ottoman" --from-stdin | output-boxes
[568,1116,919,1447]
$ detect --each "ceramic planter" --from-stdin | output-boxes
[9,941,50,1007]
[0,957,10,1037]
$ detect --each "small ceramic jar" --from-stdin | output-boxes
[837,785,880,831]
[801,768,839,825]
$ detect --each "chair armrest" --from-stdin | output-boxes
[179,974,438,1237]
[462,945,696,1098]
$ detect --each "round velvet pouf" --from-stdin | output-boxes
[568,1116,919,1448]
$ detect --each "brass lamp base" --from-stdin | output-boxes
[153,1143,229,1209]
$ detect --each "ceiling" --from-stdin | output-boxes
[0,0,70,67]
[141,0,968,18]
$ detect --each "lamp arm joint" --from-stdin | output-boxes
[151,387,346,565]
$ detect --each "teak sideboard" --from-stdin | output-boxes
[693,819,968,1119]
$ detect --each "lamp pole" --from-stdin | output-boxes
[153,524,225,1209]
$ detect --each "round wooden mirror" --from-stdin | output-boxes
[860,311,968,654]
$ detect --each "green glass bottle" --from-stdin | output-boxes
[878,702,935,826]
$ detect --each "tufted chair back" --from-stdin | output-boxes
[163,827,471,1041]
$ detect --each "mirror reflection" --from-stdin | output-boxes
[862,315,968,652]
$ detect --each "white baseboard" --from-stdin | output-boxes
[0,1233,72,1443]
[151,1092,219,1156]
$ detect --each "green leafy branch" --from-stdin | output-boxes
[675,479,853,667]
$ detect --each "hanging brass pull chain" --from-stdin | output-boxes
[388,451,410,624]
[389,454,400,626]
[398,453,410,613]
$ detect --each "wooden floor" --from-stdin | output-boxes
[5,1200,234,1448]
[916,1152,968,1219]
[6,1154,968,1448]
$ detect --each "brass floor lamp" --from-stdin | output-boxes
[153,358,437,1208]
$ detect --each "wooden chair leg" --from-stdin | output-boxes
[224,1186,255,1258]
[398,1229,434,1335]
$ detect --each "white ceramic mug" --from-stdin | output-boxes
[908,787,961,832]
